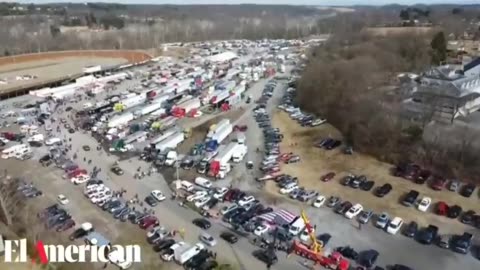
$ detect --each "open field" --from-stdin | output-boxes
[363,27,435,36]
[268,110,480,235]
[0,50,152,95]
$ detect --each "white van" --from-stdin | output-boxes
[180,180,194,192]
[194,177,212,189]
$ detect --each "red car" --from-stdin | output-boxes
[436,201,449,216]
[233,125,248,132]
[279,153,293,162]
[321,172,336,182]
[431,177,447,191]
[139,216,159,229]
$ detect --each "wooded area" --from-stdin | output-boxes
[296,32,480,181]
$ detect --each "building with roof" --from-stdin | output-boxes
[402,58,480,122]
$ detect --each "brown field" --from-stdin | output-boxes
[363,27,435,36]
[0,50,152,94]
[266,110,480,234]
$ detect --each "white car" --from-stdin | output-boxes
[312,195,326,208]
[220,204,238,215]
[91,191,112,203]
[186,191,208,202]
[199,233,216,247]
[84,184,104,194]
[386,217,404,235]
[280,184,298,195]
[213,187,229,200]
[151,190,166,202]
[96,194,113,206]
[345,204,363,219]
[238,195,255,206]
[88,188,110,200]
[71,174,91,185]
[299,228,314,242]
[194,197,211,208]
[311,118,327,126]
[253,224,270,237]
[417,197,431,212]
[57,194,69,205]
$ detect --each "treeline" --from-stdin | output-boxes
[0,7,322,55]
[296,32,480,181]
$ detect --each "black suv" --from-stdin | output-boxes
[401,190,419,207]
[253,249,278,266]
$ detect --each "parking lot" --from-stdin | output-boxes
[0,38,479,270]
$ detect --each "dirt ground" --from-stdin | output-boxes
[267,110,480,234]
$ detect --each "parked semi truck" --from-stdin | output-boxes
[108,112,134,128]
[209,142,238,178]
[210,123,233,144]
[155,132,185,152]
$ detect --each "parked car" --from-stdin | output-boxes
[436,201,449,216]
[460,210,476,225]
[220,232,238,244]
[192,218,211,229]
[345,204,363,219]
[416,225,439,245]
[450,232,473,254]
[402,221,418,238]
[448,180,460,192]
[327,196,341,207]
[336,246,358,260]
[401,190,419,207]
[430,177,447,191]
[360,180,375,191]
[386,217,403,235]
[417,197,431,212]
[447,205,462,219]
[375,184,392,197]
[437,234,450,249]
[321,172,336,182]
[312,195,326,208]
[358,210,374,224]
[460,183,476,197]
[375,212,389,229]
